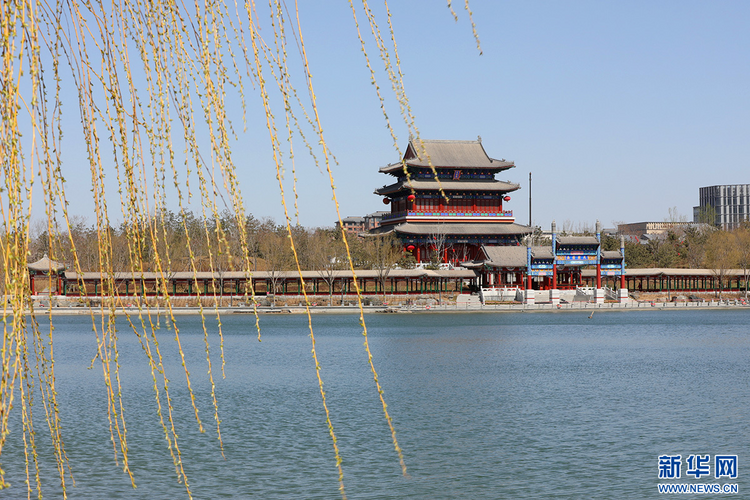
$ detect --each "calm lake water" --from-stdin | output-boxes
[3,310,750,499]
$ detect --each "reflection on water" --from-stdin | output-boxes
[4,310,750,499]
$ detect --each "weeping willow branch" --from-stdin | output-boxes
[0,0,481,497]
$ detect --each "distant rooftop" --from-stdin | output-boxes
[618,221,705,236]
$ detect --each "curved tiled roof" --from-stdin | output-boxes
[65,269,477,280]
[556,236,599,246]
[601,250,624,259]
[481,245,528,268]
[531,247,555,259]
[28,255,66,272]
[480,245,554,268]
[379,139,515,173]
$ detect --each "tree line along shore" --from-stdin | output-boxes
[15,211,750,302]
[24,210,750,270]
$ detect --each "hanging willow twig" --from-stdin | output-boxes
[1,0,481,497]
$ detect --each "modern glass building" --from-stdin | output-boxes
[693,184,750,229]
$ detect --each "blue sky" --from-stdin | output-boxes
[51,1,750,231]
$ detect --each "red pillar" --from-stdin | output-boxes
[596,263,602,289]
[552,263,557,289]
[444,247,448,264]
[527,273,532,290]
[620,273,625,289]
[416,246,421,263]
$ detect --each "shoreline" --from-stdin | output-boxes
[16,299,750,316]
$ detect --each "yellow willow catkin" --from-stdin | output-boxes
[1,0,483,497]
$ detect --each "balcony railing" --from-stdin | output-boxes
[382,210,513,220]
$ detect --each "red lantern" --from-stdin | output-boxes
[406,245,415,252]
[407,194,416,203]
[503,196,511,202]
[383,198,390,204]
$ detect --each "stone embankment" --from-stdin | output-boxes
[22,299,750,315]
[19,291,750,314]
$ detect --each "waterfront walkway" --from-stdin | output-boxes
[24,298,750,315]
[411,298,750,312]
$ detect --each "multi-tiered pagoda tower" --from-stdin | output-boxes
[372,138,532,264]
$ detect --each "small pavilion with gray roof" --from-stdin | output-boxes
[28,254,66,295]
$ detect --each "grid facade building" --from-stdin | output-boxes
[337,216,365,233]
[336,211,390,234]
[693,184,750,229]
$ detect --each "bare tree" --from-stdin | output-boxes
[704,230,739,299]
[428,223,450,268]
[666,206,688,223]
[684,225,710,269]
[258,231,293,306]
[311,229,346,305]
[363,233,402,296]
[696,205,718,227]
[735,225,750,298]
